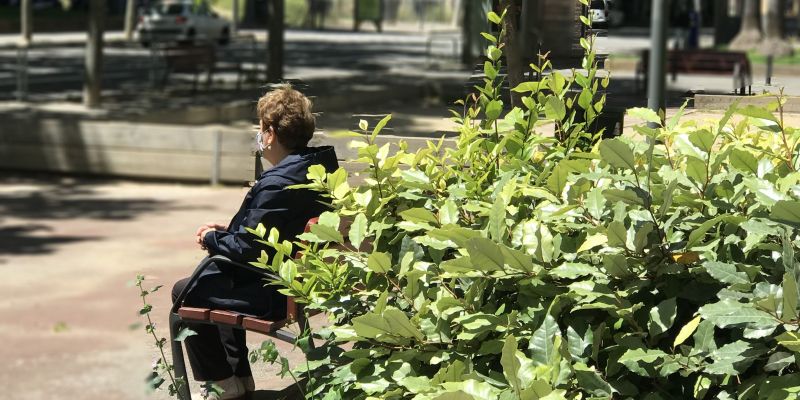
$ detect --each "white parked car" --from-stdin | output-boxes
[137,0,231,47]
[589,0,609,29]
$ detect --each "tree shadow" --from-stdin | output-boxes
[0,225,96,258]
[251,387,302,400]
[0,175,190,221]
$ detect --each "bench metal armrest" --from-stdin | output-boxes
[170,255,281,314]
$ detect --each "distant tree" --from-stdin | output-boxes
[267,0,284,82]
[730,0,761,50]
[499,0,524,108]
[761,0,793,56]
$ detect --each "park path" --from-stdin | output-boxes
[0,176,307,399]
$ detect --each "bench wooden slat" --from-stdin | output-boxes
[178,307,211,321]
[209,310,243,325]
[242,317,283,334]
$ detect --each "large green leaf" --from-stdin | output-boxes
[729,148,758,174]
[574,363,614,397]
[693,320,717,352]
[699,299,780,329]
[400,208,439,225]
[686,215,746,249]
[466,238,505,271]
[765,351,795,372]
[544,97,566,121]
[577,233,607,253]
[501,335,522,397]
[648,297,677,337]
[736,105,779,123]
[489,195,507,242]
[618,349,667,377]
[529,314,560,366]
[367,252,392,274]
[673,315,701,349]
[599,139,636,170]
[626,107,662,125]
[775,331,800,352]
[771,200,800,226]
[688,130,715,153]
[348,213,368,250]
[706,341,766,375]
[783,272,799,321]
[703,261,749,285]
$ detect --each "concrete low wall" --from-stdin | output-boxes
[0,111,257,184]
[694,94,800,112]
[0,108,455,184]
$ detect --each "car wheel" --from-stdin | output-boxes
[218,27,230,46]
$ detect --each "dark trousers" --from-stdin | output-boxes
[171,266,285,382]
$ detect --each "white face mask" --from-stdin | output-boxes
[256,131,266,152]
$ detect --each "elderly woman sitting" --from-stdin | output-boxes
[171,86,338,400]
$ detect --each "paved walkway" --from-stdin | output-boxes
[0,175,310,399]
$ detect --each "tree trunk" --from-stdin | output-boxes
[84,0,105,108]
[123,0,136,41]
[267,0,285,82]
[499,0,524,108]
[761,0,793,56]
[21,0,32,46]
[729,0,761,50]
[460,0,473,66]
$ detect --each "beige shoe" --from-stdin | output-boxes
[239,375,255,399]
[197,375,246,400]
[239,375,255,392]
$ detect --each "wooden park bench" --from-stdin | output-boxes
[155,44,216,93]
[169,217,320,400]
[214,35,268,91]
[636,49,752,95]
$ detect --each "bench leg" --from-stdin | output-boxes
[170,313,193,400]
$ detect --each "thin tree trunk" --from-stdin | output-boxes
[730,0,761,50]
[460,0,472,66]
[761,0,793,56]
[499,0,524,108]
[267,0,285,82]
[84,0,105,108]
[124,0,136,41]
[21,0,32,46]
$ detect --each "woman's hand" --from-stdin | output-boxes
[195,222,226,250]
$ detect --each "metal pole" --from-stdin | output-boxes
[766,55,774,85]
[21,0,32,46]
[232,0,239,37]
[124,0,136,41]
[211,131,222,186]
[647,0,669,124]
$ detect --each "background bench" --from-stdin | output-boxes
[154,44,216,94]
[637,49,752,95]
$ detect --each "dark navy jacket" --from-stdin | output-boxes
[203,145,339,264]
[189,146,338,318]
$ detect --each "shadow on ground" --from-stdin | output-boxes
[0,224,96,258]
[0,174,209,257]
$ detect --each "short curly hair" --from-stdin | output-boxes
[256,85,315,151]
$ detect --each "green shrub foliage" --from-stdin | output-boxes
[249,7,800,400]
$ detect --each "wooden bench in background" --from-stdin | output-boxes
[156,44,216,93]
[169,217,319,400]
[637,49,752,95]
